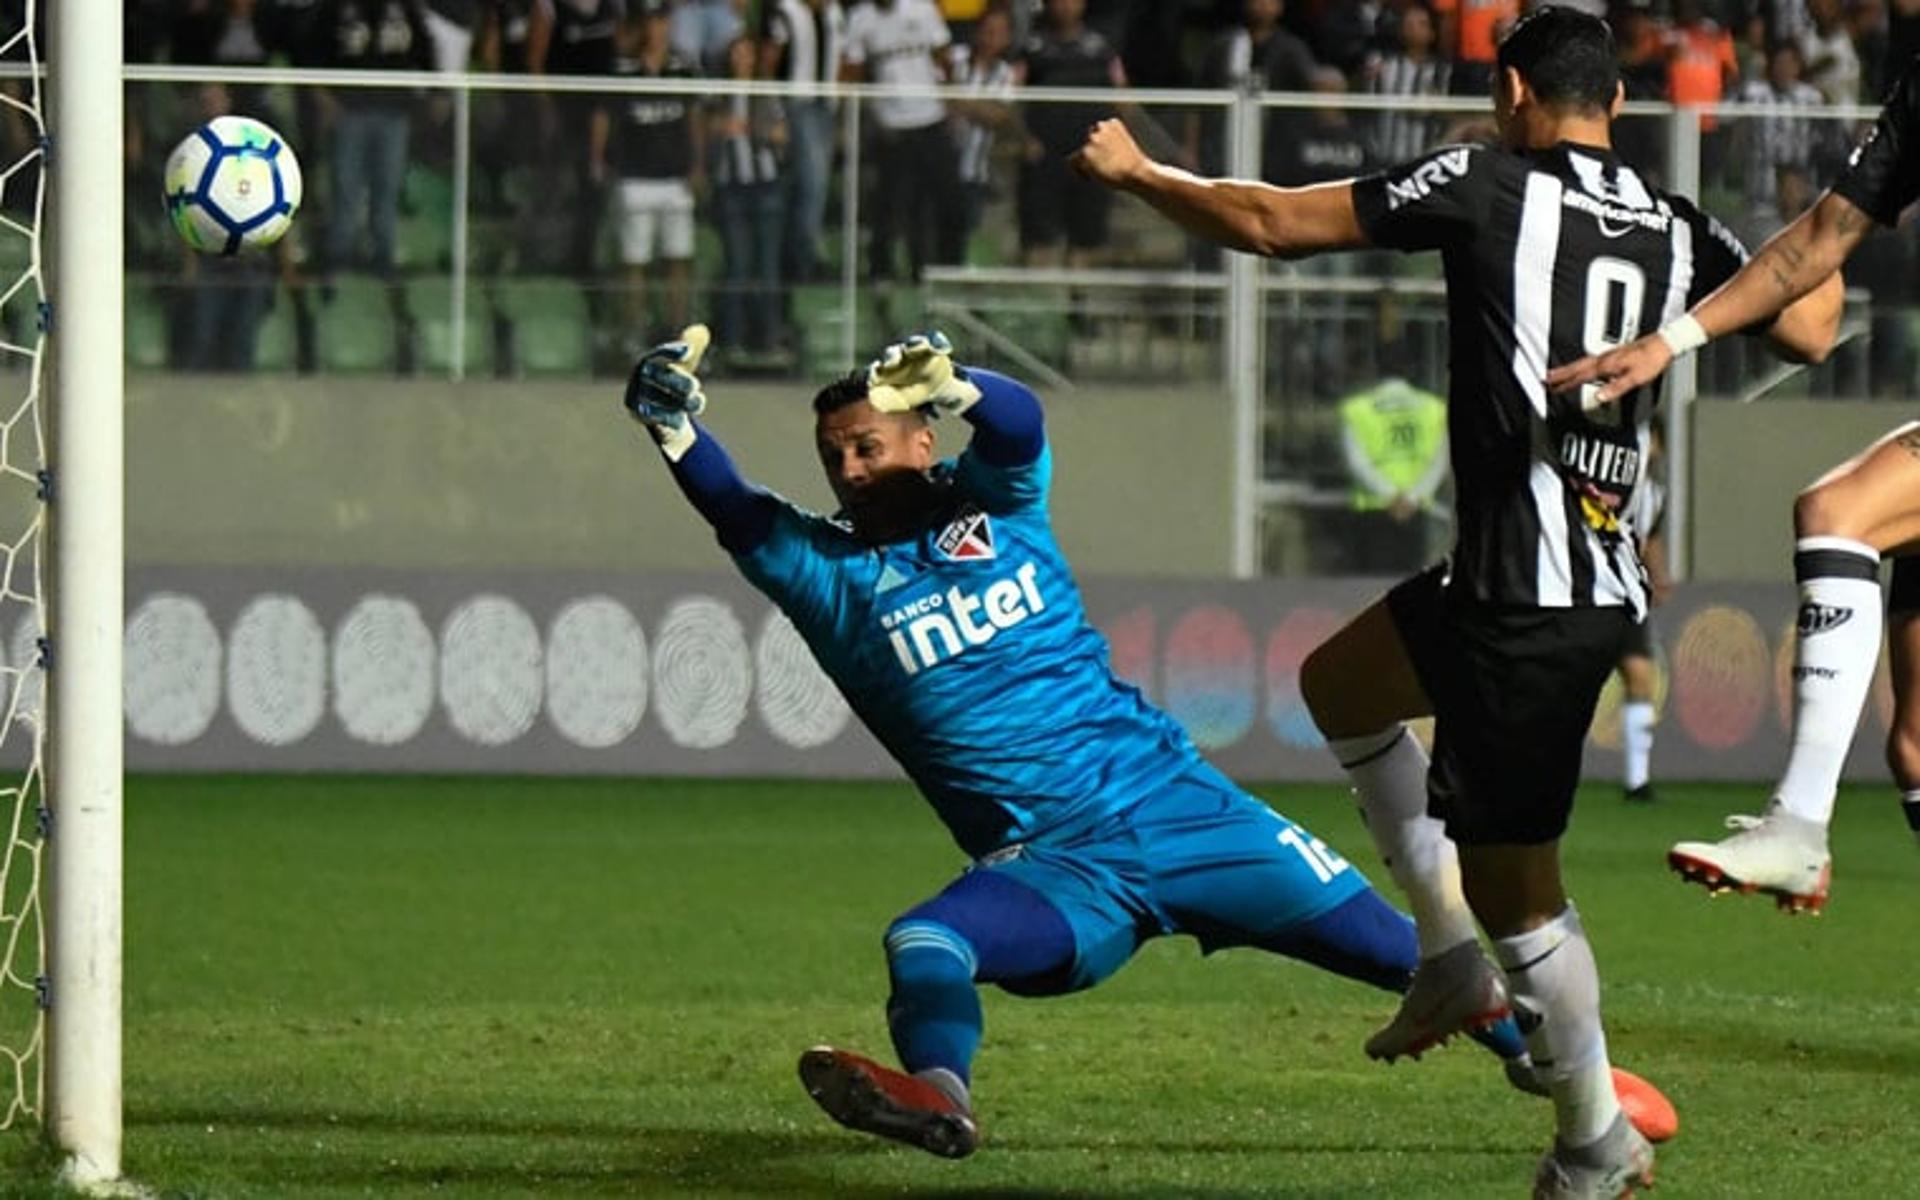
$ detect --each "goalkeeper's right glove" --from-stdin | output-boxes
[624,324,711,462]
[866,331,982,418]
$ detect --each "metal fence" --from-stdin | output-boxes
[112,67,1905,579]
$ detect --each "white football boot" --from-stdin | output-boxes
[1365,939,1511,1061]
[1532,1112,1656,1199]
[1668,800,1832,914]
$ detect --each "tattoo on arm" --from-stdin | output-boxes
[1897,427,1920,460]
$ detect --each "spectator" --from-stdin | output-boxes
[1798,0,1861,102]
[1313,0,1383,76]
[761,0,846,284]
[842,0,966,282]
[1269,66,1370,185]
[478,0,554,72]
[1615,2,1672,177]
[672,0,743,69]
[172,0,293,372]
[1854,0,1893,98]
[420,0,484,69]
[1735,39,1829,239]
[549,0,622,271]
[710,35,788,356]
[940,0,990,40]
[1364,2,1449,167]
[1189,0,1315,179]
[590,0,704,345]
[1432,0,1518,95]
[949,6,1019,238]
[1668,0,1740,115]
[316,0,435,278]
[1015,0,1126,266]
[1335,374,1448,574]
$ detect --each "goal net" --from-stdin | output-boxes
[0,0,47,1135]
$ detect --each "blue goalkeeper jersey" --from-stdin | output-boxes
[734,443,1198,858]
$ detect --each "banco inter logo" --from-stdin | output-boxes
[882,562,1046,675]
[1798,602,1854,637]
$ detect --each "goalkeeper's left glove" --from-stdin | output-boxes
[624,324,711,462]
[866,331,981,418]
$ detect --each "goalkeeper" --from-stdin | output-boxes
[626,326,1553,1158]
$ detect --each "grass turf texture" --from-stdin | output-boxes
[6,776,1920,1198]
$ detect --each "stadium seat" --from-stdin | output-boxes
[496,276,592,377]
[406,276,494,377]
[395,211,453,273]
[125,281,170,370]
[253,286,299,373]
[315,275,398,374]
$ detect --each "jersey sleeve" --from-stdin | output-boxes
[1349,144,1493,252]
[1674,195,1750,306]
[955,441,1052,516]
[1833,57,1920,225]
[731,503,844,628]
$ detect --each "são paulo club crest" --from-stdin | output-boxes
[936,505,996,562]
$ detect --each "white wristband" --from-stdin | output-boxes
[1655,313,1709,358]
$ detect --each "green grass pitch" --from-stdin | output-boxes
[7,775,1920,1197]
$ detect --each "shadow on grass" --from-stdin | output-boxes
[126,1105,1513,1198]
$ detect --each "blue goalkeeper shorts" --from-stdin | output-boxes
[967,763,1375,993]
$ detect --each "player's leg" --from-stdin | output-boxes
[1300,566,1481,967]
[1886,558,1920,835]
[1440,605,1653,1194]
[1667,426,1920,909]
[1617,625,1658,803]
[799,861,1111,1159]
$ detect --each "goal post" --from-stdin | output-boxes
[44,0,124,1185]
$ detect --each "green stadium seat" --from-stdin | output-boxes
[253,286,299,372]
[495,276,592,377]
[125,282,169,370]
[406,276,494,377]
[395,211,453,273]
[316,275,397,374]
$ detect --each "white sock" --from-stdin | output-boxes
[1621,700,1655,790]
[1329,727,1479,959]
[1776,537,1883,825]
[1492,904,1620,1148]
[1902,788,1920,843]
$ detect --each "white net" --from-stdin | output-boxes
[0,0,48,1132]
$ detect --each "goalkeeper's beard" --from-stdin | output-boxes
[842,469,951,546]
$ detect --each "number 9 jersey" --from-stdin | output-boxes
[1350,141,1749,618]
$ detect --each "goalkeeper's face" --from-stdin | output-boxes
[816,405,938,541]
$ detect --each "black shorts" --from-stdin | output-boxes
[1891,555,1920,614]
[1617,615,1655,661]
[1017,154,1113,250]
[1387,564,1631,847]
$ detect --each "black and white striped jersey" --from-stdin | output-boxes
[1351,140,1748,614]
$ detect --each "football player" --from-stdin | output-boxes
[623,324,1619,1161]
[1075,9,1838,1196]
[1551,52,1920,918]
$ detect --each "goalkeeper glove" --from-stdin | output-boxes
[625,324,711,462]
[866,331,981,418]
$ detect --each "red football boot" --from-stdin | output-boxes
[798,1046,979,1159]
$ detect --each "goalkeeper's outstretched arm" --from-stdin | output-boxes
[662,428,781,555]
[959,368,1045,468]
[626,325,781,554]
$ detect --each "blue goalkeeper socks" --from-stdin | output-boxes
[884,921,983,1086]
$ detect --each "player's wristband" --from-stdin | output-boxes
[1655,314,1709,358]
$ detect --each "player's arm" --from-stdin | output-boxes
[1547,193,1859,404]
[624,325,782,554]
[866,333,1044,465]
[1071,117,1367,259]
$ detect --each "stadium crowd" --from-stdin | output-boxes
[111,0,1920,378]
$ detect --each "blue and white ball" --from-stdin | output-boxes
[163,116,302,255]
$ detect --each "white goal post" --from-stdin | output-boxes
[45,0,124,1185]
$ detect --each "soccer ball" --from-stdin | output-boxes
[163,116,303,256]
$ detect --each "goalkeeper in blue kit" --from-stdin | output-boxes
[624,325,1538,1158]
